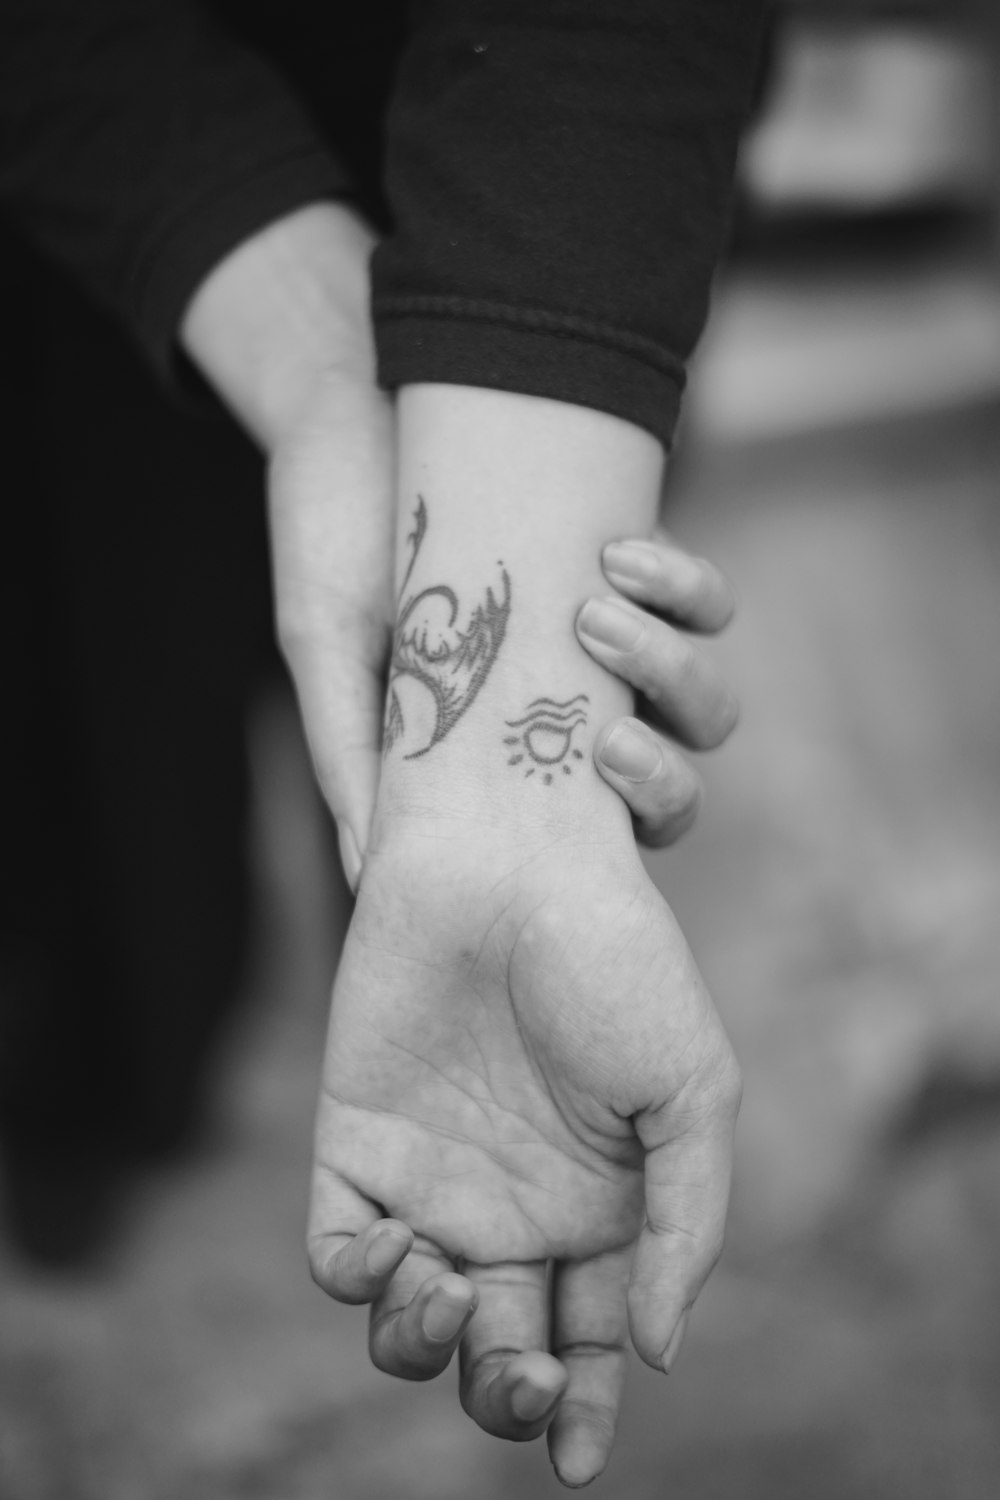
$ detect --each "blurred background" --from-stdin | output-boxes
[3,2,1000,1496]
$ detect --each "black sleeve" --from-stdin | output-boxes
[372,0,765,448]
[0,0,349,377]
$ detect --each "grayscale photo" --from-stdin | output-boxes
[1,2,998,1496]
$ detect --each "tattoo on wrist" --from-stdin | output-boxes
[384,497,511,759]
[503,695,589,784]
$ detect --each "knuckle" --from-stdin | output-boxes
[459,1374,498,1431]
[641,772,701,849]
[659,753,702,815]
[646,631,696,707]
[368,1319,411,1377]
[307,1235,371,1304]
[459,1362,513,1435]
[370,1322,447,1383]
[557,1396,617,1449]
[680,1036,742,1128]
[659,799,700,847]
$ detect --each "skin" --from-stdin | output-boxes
[182,213,742,1480]
[180,203,738,880]
[304,385,742,1485]
[309,816,740,1485]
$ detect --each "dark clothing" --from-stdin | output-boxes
[1,1,764,446]
[0,242,269,1186]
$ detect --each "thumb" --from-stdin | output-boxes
[280,604,388,889]
[266,377,396,889]
[627,1048,741,1372]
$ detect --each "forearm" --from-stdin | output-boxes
[180,202,377,452]
[377,383,664,842]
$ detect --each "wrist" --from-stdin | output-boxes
[180,202,378,451]
[376,383,663,843]
[367,760,641,922]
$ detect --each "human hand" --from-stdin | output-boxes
[304,384,743,1484]
[275,506,740,880]
[183,204,734,876]
[583,532,738,846]
[272,448,738,882]
[182,208,738,881]
[308,819,740,1486]
[179,204,395,885]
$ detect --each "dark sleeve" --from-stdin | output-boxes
[0,0,349,376]
[372,0,765,448]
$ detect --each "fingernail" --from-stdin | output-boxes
[600,720,663,782]
[337,823,362,894]
[364,1229,410,1278]
[421,1287,472,1343]
[659,1309,690,1373]
[603,540,658,584]
[511,1377,563,1423]
[577,597,645,652]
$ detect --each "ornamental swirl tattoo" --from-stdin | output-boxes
[384,498,512,759]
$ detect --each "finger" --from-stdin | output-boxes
[576,597,739,750]
[628,1045,742,1372]
[547,1248,631,1488]
[602,537,736,633]
[307,1168,414,1304]
[594,718,703,848]
[369,1237,480,1381]
[459,1260,567,1440]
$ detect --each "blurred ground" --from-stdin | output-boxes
[4,231,1000,1500]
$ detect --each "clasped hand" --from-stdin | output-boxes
[184,201,741,1488]
[266,318,740,1492]
[309,823,740,1486]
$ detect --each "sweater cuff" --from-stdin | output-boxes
[130,148,351,387]
[374,303,686,451]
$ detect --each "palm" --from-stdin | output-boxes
[325,837,733,1244]
[315,838,714,1265]
[309,829,739,1483]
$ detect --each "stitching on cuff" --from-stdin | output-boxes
[373,295,685,382]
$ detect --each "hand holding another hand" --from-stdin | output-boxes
[309,817,740,1486]
[182,203,738,886]
[184,220,743,1488]
[302,377,742,1488]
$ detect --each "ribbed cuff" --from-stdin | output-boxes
[374,307,685,450]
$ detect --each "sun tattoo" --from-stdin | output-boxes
[384,498,511,759]
[503,695,589,785]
